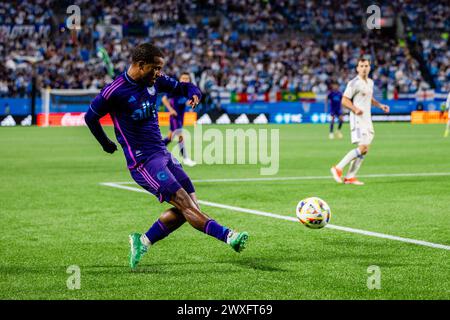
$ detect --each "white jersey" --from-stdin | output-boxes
[343,76,374,130]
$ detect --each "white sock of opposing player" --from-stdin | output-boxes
[336,148,361,170]
[346,155,364,179]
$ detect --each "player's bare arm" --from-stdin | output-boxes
[187,94,200,109]
[162,95,177,116]
[342,96,363,115]
[371,98,389,113]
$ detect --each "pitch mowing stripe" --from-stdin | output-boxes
[100,182,450,251]
[107,172,450,184]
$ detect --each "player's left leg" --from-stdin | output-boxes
[444,118,450,138]
[344,142,370,185]
[166,154,247,251]
[169,188,248,253]
[129,207,186,269]
[163,130,173,146]
[140,207,186,246]
[336,115,344,139]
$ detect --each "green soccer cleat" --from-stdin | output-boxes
[128,233,148,270]
[227,231,249,253]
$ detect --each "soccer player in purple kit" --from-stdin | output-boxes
[162,72,197,167]
[326,83,344,139]
[84,43,248,270]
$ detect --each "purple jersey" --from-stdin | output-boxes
[168,94,188,121]
[89,72,199,169]
[167,94,188,131]
[328,90,343,115]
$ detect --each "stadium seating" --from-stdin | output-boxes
[0,0,448,99]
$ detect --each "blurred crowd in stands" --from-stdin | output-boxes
[0,0,448,98]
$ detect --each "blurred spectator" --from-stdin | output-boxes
[0,0,448,98]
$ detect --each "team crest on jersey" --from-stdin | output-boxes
[156,171,169,181]
[128,95,136,103]
[147,86,156,96]
[131,99,157,121]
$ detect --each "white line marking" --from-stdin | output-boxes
[106,172,450,184]
[100,182,450,251]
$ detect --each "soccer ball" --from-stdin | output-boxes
[296,197,331,229]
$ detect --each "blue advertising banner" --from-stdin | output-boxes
[222,100,423,116]
[0,98,39,115]
[223,100,424,123]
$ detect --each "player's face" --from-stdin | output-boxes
[357,61,371,78]
[140,57,165,85]
[179,74,190,83]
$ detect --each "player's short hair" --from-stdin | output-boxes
[131,43,164,64]
[180,72,191,80]
[357,57,371,65]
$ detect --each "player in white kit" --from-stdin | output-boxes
[444,91,450,138]
[331,58,390,185]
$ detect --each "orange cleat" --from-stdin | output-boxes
[330,166,343,183]
[344,177,364,185]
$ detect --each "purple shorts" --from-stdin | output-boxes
[129,151,195,203]
[169,115,183,132]
[330,106,342,117]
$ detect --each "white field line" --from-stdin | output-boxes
[100,182,450,251]
[106,172,450,185]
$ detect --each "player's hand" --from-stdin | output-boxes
[353,107,363,115]
[169,109,178,117]
[187,95,199,109]
[102,140,118,154]
[381,104,390,113]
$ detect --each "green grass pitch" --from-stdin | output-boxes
[1,123,449,299]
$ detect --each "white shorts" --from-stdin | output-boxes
[351,126,374,145]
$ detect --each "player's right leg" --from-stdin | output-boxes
[444,119,450,138]
[171,124,196,166]
[177,133,197,167]
[331,148,362,183]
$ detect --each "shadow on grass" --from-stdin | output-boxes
[228,258,288,272]
[81,256,290,274]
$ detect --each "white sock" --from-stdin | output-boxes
[346,156,364,179]
[337,148,360,170]
[226,230,235,244]
[140,234,151,247]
